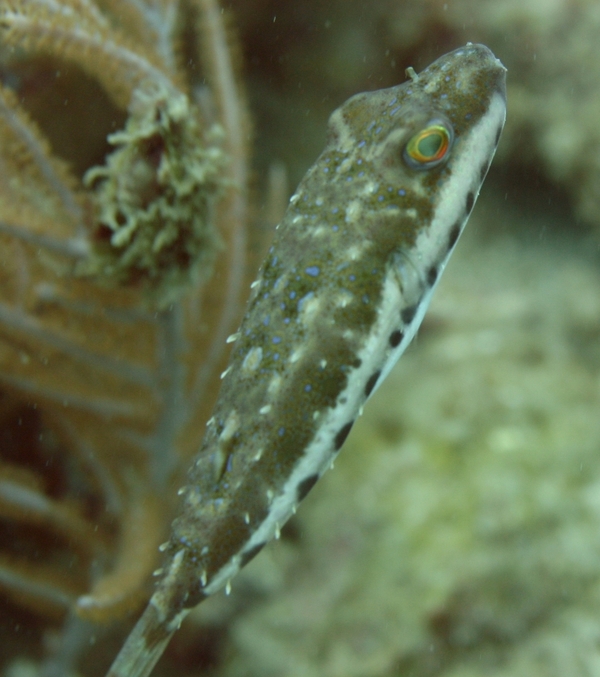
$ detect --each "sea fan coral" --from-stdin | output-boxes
[0,0,250,673]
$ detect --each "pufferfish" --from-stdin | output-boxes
[107,43,506,677]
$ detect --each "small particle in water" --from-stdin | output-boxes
[272,336,282,344]
[305,266,320,277]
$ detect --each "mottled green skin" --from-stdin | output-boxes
[164,44,506,610]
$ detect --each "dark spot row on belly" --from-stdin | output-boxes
[448,222,461,250]
[389,329,404,348]
[334,421,354,450]
[426,265,438,286]
[296,473,320,502]
[364,370,381,398]
[401,304,418,325]
[465,191,474,214]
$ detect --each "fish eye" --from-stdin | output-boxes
[403,119,453,170]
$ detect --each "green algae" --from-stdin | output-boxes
[81,82,226,307]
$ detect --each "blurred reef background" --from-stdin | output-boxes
[3,0,600,676]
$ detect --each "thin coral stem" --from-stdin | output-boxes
[0,467,107,556]
[76,488,166,622]
[0,220,89,258]
[0,556,80,615]
[33,284,157,325]
[54,416,125,515]
[0,87,83,226]
[0,374,149,420]
[32,0,110,28]
[187,0,251,419]
[148,307,188,482]
[96,0,179,74]
[0,303,156,387]
[1,10,176,108]
[39,613,100,677]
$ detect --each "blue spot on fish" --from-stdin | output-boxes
[272,336,282,344]
[305,266,320,277]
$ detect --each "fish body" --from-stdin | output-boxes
[107,43,506,677]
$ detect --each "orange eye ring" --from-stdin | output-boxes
[404,120,453,170]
